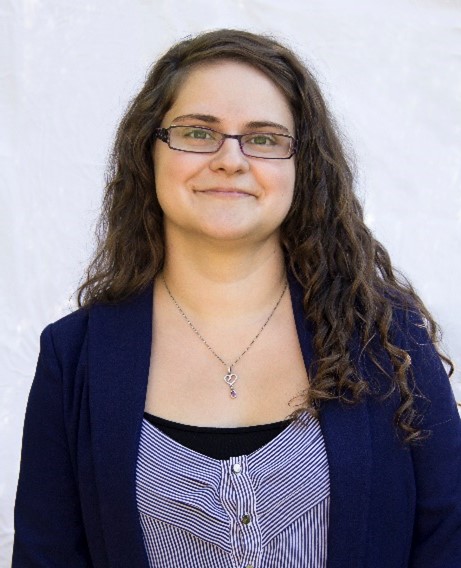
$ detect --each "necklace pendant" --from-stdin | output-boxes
[224,367,239,399]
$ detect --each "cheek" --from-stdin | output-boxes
[153,143,174,186]
[276,165,296,218]
[154,145,204,192]
[153,146,183,208]
[269,162,296,201]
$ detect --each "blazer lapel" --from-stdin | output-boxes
[288,273,372,568]
[88,285,153,568]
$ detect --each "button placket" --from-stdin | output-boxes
[227,456,261,567]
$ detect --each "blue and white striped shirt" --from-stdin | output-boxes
[136,411,330,567]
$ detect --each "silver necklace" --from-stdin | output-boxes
[162,275,288,399]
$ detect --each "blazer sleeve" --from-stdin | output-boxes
[403,312,461,567]
[12,324,93,567]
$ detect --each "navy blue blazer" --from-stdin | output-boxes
[13,275,461,567]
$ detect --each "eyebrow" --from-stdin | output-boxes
[170,114,291,134]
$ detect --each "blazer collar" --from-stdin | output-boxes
[88,275,371,568]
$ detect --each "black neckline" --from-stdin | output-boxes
[143,411,292,434]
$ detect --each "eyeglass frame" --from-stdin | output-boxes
[153,125,298,160]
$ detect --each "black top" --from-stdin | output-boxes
[143,412,292,460]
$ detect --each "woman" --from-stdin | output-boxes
[13,29,461,567]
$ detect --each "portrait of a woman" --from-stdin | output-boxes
[12,29,461,567]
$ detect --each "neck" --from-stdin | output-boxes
[161,235,287,323]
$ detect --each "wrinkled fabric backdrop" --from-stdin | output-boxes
[1,0,460,564]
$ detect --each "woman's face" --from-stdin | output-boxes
[153,60,296,247]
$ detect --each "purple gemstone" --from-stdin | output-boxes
[230,389,237,399]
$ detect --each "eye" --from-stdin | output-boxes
[246,133,278,146]
[182,127,216,140]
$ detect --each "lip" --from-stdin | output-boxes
[195,188,254,198]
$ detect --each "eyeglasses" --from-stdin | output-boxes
[154,125,297,159]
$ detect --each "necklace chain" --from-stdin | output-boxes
[161,274,288,398]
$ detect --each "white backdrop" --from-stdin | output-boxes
[1,0,460,564]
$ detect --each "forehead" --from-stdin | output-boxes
[162,60,294,132]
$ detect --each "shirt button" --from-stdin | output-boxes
[232,463,242,474]
[241,513,251,525]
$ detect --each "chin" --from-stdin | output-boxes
[196,222,280,246]
[200,228,255,242]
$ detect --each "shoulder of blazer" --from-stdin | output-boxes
[48,306,90,337]
[44,290,145,353]
[42,307,91,369]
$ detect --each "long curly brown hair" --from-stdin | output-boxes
[77,29,453,441]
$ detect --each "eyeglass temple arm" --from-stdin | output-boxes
[154,128,169,143]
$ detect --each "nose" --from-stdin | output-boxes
[208,137,250,174]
